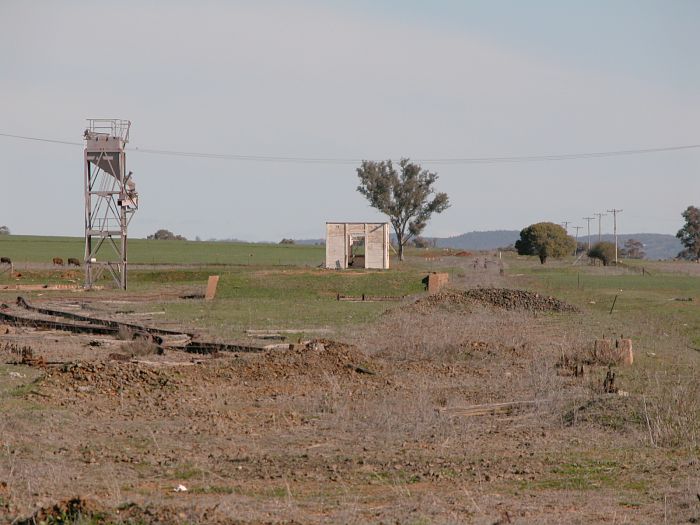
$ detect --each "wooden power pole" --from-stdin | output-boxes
[573,225,583,255]
[583,217,594,251]
[594,212,607,242]
[607,209,623,264]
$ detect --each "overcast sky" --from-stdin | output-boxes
[1,1,698,240]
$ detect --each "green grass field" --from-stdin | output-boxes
[0,235,324,266]
[130,265,429,336]
[510,258,700,354]
[0,235,432,337]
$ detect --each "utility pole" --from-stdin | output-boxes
[583,217,594,251]
[594,212,607,242]
[573,226,583,255]
[561,221,571,234]
[607,209,623,264]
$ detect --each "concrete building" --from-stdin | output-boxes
[325,222,390,269]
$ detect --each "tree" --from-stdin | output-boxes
[588,241,616,266]
[621,238,645,259]
[147,229,186,241]
[676,205,700,261]
[0,225,9,235]
[514,222,575,264]
[356,158,450,261]
[412,237,434,249]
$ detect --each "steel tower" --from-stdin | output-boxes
[83,119,138,289]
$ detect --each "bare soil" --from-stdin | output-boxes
[0,264,698,524]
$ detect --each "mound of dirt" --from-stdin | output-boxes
[44,361,178,395]
[410,290,473,313]
[14,497,100,525]
[464,288,579,312]
[412,288,578,313]
[244,339,378,380]
[12,498,200,525]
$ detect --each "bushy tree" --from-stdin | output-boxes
[279,238,295,245]
[588,241,617,266]
[147,229,186,241]
[356,158,450,261]
[515,222,575,264]
[676,205,700,261]
[0,225,9,235]
[621,238,645,259]
[412,237,434,248]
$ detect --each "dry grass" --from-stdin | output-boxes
[116,326,161,356]
[119,337,160,357]
[641,368,700,449]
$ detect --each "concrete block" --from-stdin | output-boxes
[204,275,220,301]
[427,272,449,294]
[616,338,634,366]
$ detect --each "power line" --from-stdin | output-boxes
[1,131,699,165]
[0,132,82,147]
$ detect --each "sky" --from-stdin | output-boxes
[1,0,699,241]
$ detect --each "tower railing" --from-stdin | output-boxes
[86,119,131,142]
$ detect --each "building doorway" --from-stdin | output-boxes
[348,235,365,268]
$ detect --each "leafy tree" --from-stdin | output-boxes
[412,236,435,248]
[514,222,575,264]
[676,205,700,261]
[0,225,9,235]
[147,229,186,241]
[588,241,616,266]
[621,238,645,259]
[356,158,450,261]
[279,238,295,245]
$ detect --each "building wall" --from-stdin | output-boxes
[325,223,389,269]
[365,223,389,268]
[325,223,347,269]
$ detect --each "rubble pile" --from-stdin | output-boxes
[411,288,578,313]
[244,339,378,380]
[464,288,579,312]
[45,361,177,395]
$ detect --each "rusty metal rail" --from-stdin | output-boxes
[15,296,189,337]
[336,293,405,302]
[1,297,265,354]
[0,309,120,337]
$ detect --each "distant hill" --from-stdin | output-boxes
[435,230,520,251]
[429,230,680,260]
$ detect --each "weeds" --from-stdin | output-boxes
[643,369,700,449]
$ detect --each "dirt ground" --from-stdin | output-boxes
[1,259,699,524]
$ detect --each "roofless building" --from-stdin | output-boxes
[325,222,390,269]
